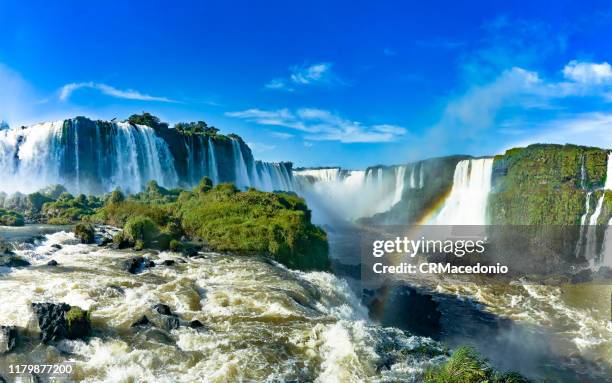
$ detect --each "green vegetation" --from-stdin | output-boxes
[489,144,607,225]
[177,183,329,270]
[65,306,92,339]
[424,347,531,383]
[174,121,219,136]
[75,223,95,244]
[127,112,169,131]
[87,177,328,270]
[0,208,24,226]
[42,191,102,225]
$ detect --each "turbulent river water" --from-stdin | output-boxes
[0,226,445,383]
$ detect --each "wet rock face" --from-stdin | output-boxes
[123,257,155,274]
[0,326,17,354]
[0,255,30,268]
[31,303,91,343]
[32,303,71,343]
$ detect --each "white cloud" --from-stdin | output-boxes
[227,108,406,143]
[59,82,176,103]
[264,62,341,91]
[246,142,277,153]
[508,112,612,149]
[562,60,612,85]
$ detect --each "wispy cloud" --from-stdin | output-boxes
[562,60,612,85]
[246,142,277,153]
[264,62,342,92]
[59,82,177,103]
[227,108,406,143]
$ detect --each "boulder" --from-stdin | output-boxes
[0,255,30,268]
[47,260,58,267]
[31,303,91,343]
[51,244,62,250]
[161,259,175,266]
[0,326,17,353]
[189,320,204,329]
[131,315,151,327]
[152,303,173,316]
[123,257,155,274]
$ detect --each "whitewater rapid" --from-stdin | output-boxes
[0,228,444,383]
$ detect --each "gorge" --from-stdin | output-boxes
[0,115,611,382]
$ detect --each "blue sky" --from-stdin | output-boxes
[2,1,612,168]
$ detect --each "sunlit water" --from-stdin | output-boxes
[0,227,443,383]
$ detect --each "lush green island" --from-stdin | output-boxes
[0,178,329,271]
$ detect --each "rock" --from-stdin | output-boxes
[181,245,200,258]
[163,316,180,331]
[74,223,95,244]
[0,255,30,268]
[188,320,204,329]
[47,260,58,266]
[152,304,173,316]
[161,259,175,266]
[131,315,151,327]
[594,266,612,281]
[31,303,91,343]
[139,328,174,345]
[51,244,62,250]
[65,307,92,339]
[0,326,17,353]
[123,257,155,274]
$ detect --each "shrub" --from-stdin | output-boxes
[123,215,160,246]
[75,223,95,244]
[169,239,182,252]
[0,209,25,226]
[424,347,531,383]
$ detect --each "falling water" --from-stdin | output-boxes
[231,138,252,189]
[433,158,494,225]
[0,119,296,195]
[293,165,410,223]
[207,138,219,185]
[586,152,612,265]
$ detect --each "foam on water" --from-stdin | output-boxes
[0,238,442,382]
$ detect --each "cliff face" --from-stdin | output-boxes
[489,144,609,225]
[360,155,469,225]
[486,144,611,271]
[0,116,293,195]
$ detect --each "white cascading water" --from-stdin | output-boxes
[587,152,612,265]
[433,158,494,225]
[293,165,410,223]
[0,120,295,196]
[231,138,252,189]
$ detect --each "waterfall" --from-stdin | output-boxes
[207,138,219,185]
[433,158,494,225]
[0,118,295,196]
[293,165,410,223]
[231,138,252,189]
[585,152,612,265]
[391,166,407,205]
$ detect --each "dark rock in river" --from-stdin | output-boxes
[47,260,58,266]
[161,259,175,266]
[152,303,173,316]
[51,244,62,250]
[189,320,204,329]
[31,303,91,343]
[0,254,30,268]
[131,315,151,327]
[163,316,180,331]
[123,257,155,274]
[0,326,17,353]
